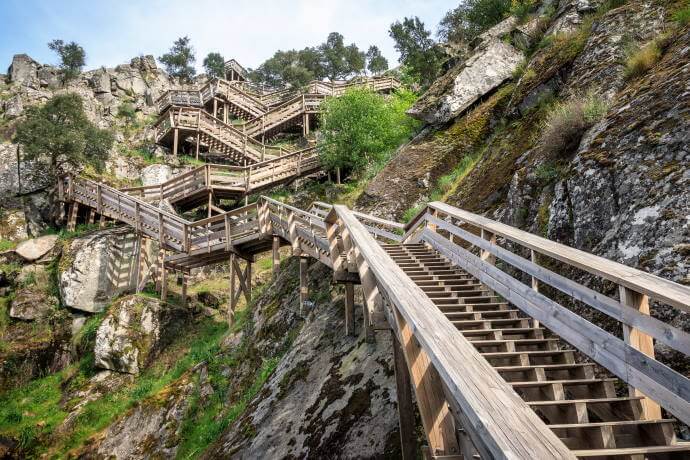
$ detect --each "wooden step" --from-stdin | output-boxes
[529,397,645,424]
[572,444,690,458]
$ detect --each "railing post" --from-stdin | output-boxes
[391,331,417,460]
[619,285,662,420]
[272,236,281,279]
[530,250,541,329]
[299,256,309,315]
[480,229,496,265]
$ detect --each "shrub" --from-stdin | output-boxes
[318,87,420,175]
[624,40,662,80]
[540,92,608,158]
[116,102,137,122]
[673,5,690,24]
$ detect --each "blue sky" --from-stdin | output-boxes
[1,0,458,73]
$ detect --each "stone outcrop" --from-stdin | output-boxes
[94,295,189,374]
[0,209,28,241]
[14,234,58,261]
[7,54,39,86]
[9,288,57,320]
[408,18,523,124]
[141,164,173,186]
[59,228,138,312]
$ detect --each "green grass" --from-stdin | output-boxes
[672,4,690,24]
[180,155,207,167]
[0,239,17,251]
[0,315,230,458]
[624,39,663,80]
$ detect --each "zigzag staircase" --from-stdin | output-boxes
[58,168,690,459]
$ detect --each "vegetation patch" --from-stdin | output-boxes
[623,37,666,80]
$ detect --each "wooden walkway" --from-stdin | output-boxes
[58,172,690,459]
[153,75,400,164]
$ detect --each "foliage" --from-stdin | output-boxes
[48,39,86,82]
[673,4,690,24]
[318,87,420,174]
[116,102,137,123]
[159,36,196,81]
[389,16,444,88]
[540,92,608,158]
[624,39,663,80]
[203,52,226,78]
[366,46,389,75]
[14,94,114,182]
[250,32,373,87]
[0,239,17,251]
[438,0,514,44]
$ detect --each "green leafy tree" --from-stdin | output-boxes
[318,88,420,174]
[345,44,366,76]
[321,32,349,80]
[15,94,114,183]
[250,49,315,88]
[438,0,512,44]
[366,46,389,75]
[159,36,196,81]
[203,52,226,78]
[47,39,86,82]
[389,17,444,87]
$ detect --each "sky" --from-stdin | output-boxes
[1,0,458,73]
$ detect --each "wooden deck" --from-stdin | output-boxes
[58,170,690,459]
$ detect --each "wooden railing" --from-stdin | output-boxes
[401,202,690,427]
[243,93,325,138]
[122,147,320,204]
[325,204,575,459]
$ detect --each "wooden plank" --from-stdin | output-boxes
[391,331,418,460]
[422,229,690,427]
[333,205,574,459]
[428,202,690,312]
[344,282,355,336]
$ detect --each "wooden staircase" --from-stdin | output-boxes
[382,243,690,459]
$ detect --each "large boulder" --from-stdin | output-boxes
[94,295,188,374]
[141,164,173,186]
[9,288,57,320]
[14,234,58,261]
[0,144,20,198]
[3,94,23,118]
[0,209,28,242]
[7,54,38,86]
[59,229,138,312]
[408,18,523,124]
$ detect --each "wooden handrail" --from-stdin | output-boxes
[331,204,575,459]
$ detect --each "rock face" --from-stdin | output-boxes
[408,18,523,124]
[0,209,28,241]
[14,234,58,261]
[7,54,39,85]
[9,288,57,320]
[204,260,399,459]
[141,164,173,186]
[94,295,188,374]
[59,229,138,312]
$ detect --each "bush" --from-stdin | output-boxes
[540,92,608,158]
[624,40,662,80]
[318,88,420,175]
[116,102,137,122]
[673,5,690,24]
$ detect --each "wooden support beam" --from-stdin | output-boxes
[133,234,143,293]
[392,306,460,456]
[272,236,281,278]
[173,128,179,156]
[67,202,79,231]
[530,249,540,329]
[196,132,200,160]
[299,256,308,315]
[88,208,96,224]
[230,253,236,320]
[181,273,188,308]
[392,331,418,460]
[161,262,168,302]
[344,282,355,336]
[619,285,662,420]
[99,213,107,229]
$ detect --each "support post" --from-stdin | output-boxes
[531,250,540,329]
[272,236,281,279]
[619,285,662,420]
[67,202,79,231]
[173,128,179,156]
[88,208,96,225]
[299,256,308,315]
[160,258,168,302]
[196,132,200,160]
[480,229,496,265]
[229,253,236,322]
[392,331,417,460]
[181,273,188,308]
[133,234,143,293]
[344,282,355,336]
[336,167,341,185]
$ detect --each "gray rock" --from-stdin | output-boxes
[8,54,38,85]
[89,68,112,94]
[0,209,28,242]
[141,164,173,186]
[14,234,58,261]
[37,66,61,88]
[3,94,23,118]
[9,288,57,320]
[94,295,187,374]
[59,229,138,312]
[0,143,20,198]
[408,20,523,124]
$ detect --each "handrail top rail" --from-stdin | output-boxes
[427,201,690,311]
[261,196,325,222]
[188,202,259,227]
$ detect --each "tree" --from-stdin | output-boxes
[15,94,114,183]
[318,87,420,174]
[366,46,389,75]
[320,32,348,80]
[250,49,315,88]
[345,44,366,76]
[389,17,444,87]
[159,36,196,81]
[48,39,86,82]
[203,52,226,78]
[437,0,512,45]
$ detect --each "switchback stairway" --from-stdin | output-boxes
[57,171,690,459]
